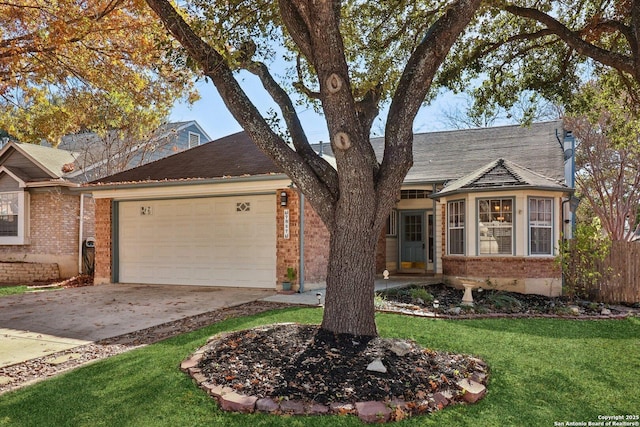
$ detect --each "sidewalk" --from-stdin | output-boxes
[262,277,440,305]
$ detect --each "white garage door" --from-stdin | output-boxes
[117,195,276,288]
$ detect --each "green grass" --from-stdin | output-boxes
[0,307,638,426]
[0,286,30,297]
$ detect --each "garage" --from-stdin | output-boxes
[116,194,277,288]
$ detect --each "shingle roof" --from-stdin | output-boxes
[7,143,77,179]
[370,120,566,184]
[90,121,566,187]
[433,158,568,198]
[92,131,283,184]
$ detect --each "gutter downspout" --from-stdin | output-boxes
[298,191,305,293]
[78,193,85,274]
[432,183,438,275]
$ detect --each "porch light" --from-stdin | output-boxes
[280,191,288,206]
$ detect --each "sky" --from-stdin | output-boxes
[169,69,473,143]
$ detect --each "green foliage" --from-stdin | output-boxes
[482,293,523,313]
[286,267,296,282]
[408,287,434,303]
[557,217,611,300]
[0,286,30,297]
[435,2,635,123]
[0,308,638,426]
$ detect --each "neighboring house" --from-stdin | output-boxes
[59,121,211,182]
[0,142,91,279]
[87,121,574,296]
[0,120,211,282]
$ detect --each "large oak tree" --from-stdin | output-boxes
[143,0,640,337]
[145,0,482,337]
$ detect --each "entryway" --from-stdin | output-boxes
[399,210,433,273]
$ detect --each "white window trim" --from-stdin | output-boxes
[447,200,465,255]
[477,197,515,256]
[528,196,554,256]
[386,209,398,237]
[0,190,29,245]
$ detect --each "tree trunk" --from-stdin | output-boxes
[321,222,379,337]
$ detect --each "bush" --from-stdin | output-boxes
[557,217,611,301]
[408,287,434,304]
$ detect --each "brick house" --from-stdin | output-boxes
[87,121,573,296]
[0,121,212,283]
[0,142,93,279]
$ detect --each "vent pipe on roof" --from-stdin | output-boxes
[318,141,323,156]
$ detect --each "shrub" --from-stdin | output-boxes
[408,287,434,304]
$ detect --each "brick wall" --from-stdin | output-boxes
[82,194,96,239]
[0,262,59,283]
[0,192,79,257]
[0,190,81,277]
[443,256,560,279]
[94,198,112,284]
[276,189,300,290]
[303,197,329,283]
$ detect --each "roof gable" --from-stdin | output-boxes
[434,158,568,198]
[371,120,566,184]
[0,142,76,181]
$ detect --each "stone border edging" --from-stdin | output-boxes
[375,308,636,321]
[181,328,489,424]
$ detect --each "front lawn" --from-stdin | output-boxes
[0,286,31,297]
[0,308,638,426]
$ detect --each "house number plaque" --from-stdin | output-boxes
[140,206,152,216]
[283,209,290,239]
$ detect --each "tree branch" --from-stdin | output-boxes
[243,58,339,199]
[504,4,636,78]
[377,0,482,228]
[144,0,336,225]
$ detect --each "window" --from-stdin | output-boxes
[400,189,430,199]
[386,209,397,236]
[478,198,513,255]
[188,132,200,148]
[529,197,553,255]
[447,200,465,254]
[0,192,18,236]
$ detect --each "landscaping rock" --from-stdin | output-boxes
[366,358,387,373]
[601,308,612,315]
[256,397,279,413]
[432,392,450,409]
[457,378,487,403]
[448,307,462,315]
[279,399,306,414]
[355,401,391,423]
[330,402,356,414]
[389,341,412,357]
[180,356,200,371]
[218,392,257,413]
[307,403,330,415]
[569,306,581,315]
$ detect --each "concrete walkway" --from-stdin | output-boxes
[0,277,432,368]
[263,277,437,305]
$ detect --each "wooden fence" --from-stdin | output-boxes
[590,241,640,304]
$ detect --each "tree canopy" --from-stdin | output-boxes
[0,0,197,144]
[438,0,640,121]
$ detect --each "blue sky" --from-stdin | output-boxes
[169,70,472,143]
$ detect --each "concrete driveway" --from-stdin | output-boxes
[0,284,275,368]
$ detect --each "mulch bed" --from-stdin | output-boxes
[197,324,485,405]
[376,283,640,318]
